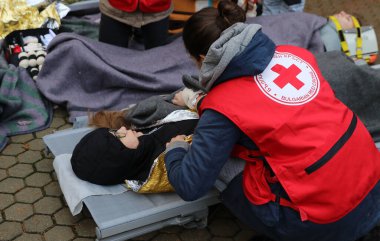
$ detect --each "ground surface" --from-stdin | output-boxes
[1,0,380,240]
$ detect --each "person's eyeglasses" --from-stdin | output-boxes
[108,129,126,139]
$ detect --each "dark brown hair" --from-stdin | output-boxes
[88,110,131,129]
[183,0,246,60]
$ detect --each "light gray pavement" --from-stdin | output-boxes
[1,0,380,240]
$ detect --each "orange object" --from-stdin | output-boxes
[169,0,218,34]
[368,54,378,64]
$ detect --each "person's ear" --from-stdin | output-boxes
[198,55,206,66]
[194,54,206,68]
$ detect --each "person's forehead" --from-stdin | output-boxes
[334,11,350,16]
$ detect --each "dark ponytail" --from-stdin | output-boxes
[218,0,246,27]
[183,0,246,61]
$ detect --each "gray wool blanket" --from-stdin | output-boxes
[0,62,52,152]
[315,51,380,142]
[36,28,380,141]
[36,33,197,121]
[125,94,185,127]
[247,12,327,54]
[36,12,327,122]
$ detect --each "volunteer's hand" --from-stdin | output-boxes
[166,135,187,147]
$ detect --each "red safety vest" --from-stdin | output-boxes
[109,0,171,13]
[198,45,380,224]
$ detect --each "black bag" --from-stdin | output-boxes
[3,28,50,66]
[3,28,51,80]
[283,0,302,6]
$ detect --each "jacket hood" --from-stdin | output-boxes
[199,23,276,92]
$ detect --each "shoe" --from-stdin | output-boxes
[250,235,275,241]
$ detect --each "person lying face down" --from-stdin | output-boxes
[70,119,197,186]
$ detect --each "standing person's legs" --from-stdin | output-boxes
[262,0,304,15]
[262,0,287,15]
[286,0,305,12]
[99,13,133,48]
[141,17,169,49]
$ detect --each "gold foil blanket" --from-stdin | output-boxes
[126,135,193,193]
[0,0,60,39]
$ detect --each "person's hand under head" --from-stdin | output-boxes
[109,126,143,149]
[172,88,204,110]
[333,11,355,30]
[172,91,187,107]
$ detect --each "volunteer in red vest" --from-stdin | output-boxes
[99,0,172,49]
[164,1,380,241]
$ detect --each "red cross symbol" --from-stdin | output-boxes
[271,64,305,90]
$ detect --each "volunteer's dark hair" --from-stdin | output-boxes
[183,0,246,61]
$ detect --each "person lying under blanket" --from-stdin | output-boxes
[169,0,378,64]
[37,20,380,143]
[319,11,378,65]
[70,87,212,193]
[241,4,379,64]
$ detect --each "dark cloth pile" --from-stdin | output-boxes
[248,12,327,54]
[125,94,185,127]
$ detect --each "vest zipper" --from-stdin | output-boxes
[305,113,357,174]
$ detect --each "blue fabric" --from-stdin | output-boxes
[165,109,253,201]
[166,109,380,241]
[221,174,380,241]
[262,0,305,16]
[165,28,275,201]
